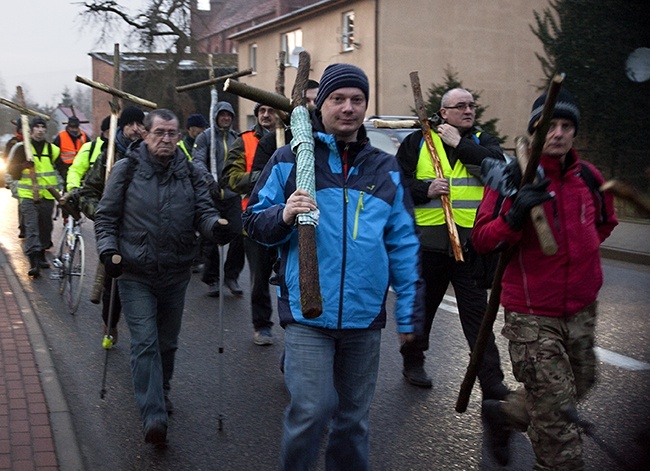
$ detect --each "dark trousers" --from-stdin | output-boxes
[244,237,275,331]
[400,250,505,398]
[202,196,245,284]
[20,198,54,255]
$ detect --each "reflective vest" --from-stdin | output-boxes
[66,137,104,191]
[241,130,260,210]
[177,139,192,160]
[413,131,484,228]
[58,130,88,165]
[16,142,61,200]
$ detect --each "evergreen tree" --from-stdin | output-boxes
[421,67,507,144]
[531,0,650,191]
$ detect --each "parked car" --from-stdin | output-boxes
[363,116,419,156]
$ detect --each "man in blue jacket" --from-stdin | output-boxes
[243,63,423,470]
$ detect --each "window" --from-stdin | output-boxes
[342,11,355,51]
[250,43,257,73]
[197,0,210,11]
[281,29,303,66]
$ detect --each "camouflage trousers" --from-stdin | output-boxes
[500,303,598,471]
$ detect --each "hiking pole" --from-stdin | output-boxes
[217,242,226,431]
[100,256,121,399]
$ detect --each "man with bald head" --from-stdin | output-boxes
[396,87,511,464]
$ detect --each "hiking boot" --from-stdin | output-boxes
[28,253,40,278]
[144,421,167,447]
[402,366,432,388]
[254,329,274,346]
[225,278,243,296]
[482,399,512,466]
[207,282,220,297]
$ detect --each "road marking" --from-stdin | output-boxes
[440,296,650,371]
[595,347,650,371]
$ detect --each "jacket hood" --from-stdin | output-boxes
[215,101,235,121]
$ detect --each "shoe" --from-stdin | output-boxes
[144,421,168,446]
[268,273,280,286]
[28,253,40,278]
[482,399,512,466]
[225,278,243,296]
[164,395,174,414]
[254,329,274,346]
[18,232,25,239]
[402,366,432,388]
[191,262,204,274]
[207,282,220,297]
[38,251,50,269]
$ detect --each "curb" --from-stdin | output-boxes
[600,247,650,266]
[0,245,85,471]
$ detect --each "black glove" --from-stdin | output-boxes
[101,251,123,278]
[504,180,553,231]
[212,220,232,246]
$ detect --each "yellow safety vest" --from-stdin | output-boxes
[413,131,484,228]
[177,140,193,160]
[16,142,61,200]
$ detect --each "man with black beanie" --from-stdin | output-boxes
[78,106,145,343]
[472,88,618,469]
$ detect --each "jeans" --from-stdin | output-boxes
[244,237,275,331]
[400,250,505,398]
[118,277,189,428]
[281,324,381,471]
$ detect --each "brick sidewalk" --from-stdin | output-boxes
[0,267,58,470]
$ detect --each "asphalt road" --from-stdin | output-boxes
[1,187,648,470]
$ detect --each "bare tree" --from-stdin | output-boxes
[80,0,196,109]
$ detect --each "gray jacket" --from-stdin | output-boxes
[192,101,239,200]
[95,142,221,286]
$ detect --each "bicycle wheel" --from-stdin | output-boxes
[66,235,85,314]
[54,230,68,295]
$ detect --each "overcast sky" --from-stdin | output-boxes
[1,1,148,106]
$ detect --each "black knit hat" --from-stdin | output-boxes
[528,88,580,135]
[186,114,209,128]
[315,63,369,110]
[29,116,47,129]
[100,116,111,132]
[253,103,262,117]
[118,106,145,129]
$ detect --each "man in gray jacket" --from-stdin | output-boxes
[192,101,245,297]
[94,109,231,446]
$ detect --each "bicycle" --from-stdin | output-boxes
[48,187,86,314]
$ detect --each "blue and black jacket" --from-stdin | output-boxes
[242,122,424,334]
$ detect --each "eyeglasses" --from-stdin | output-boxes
[444,102,477,111]
[150,130,179,139]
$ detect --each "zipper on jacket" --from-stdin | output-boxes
[338,144,350,328]
[352,191,365,240]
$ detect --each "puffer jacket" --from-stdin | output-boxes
[242,123,424,334]
[471,149,618,316]
[95,143,221,286]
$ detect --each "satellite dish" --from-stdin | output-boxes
[288,47,304,68]
[625,47,650,83]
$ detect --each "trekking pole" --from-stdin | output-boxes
[100,256,121,399]
[217,242,226,431]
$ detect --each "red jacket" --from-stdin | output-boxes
[472,149,618,317]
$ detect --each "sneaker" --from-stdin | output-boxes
[402,366,432,388]
[164,395,174,414]
[225,278,243,296]
[38,251,50,269]
[144,421,168,446]
[482,399,512,466]
[207,282,220,297]
[254,329,274,346]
